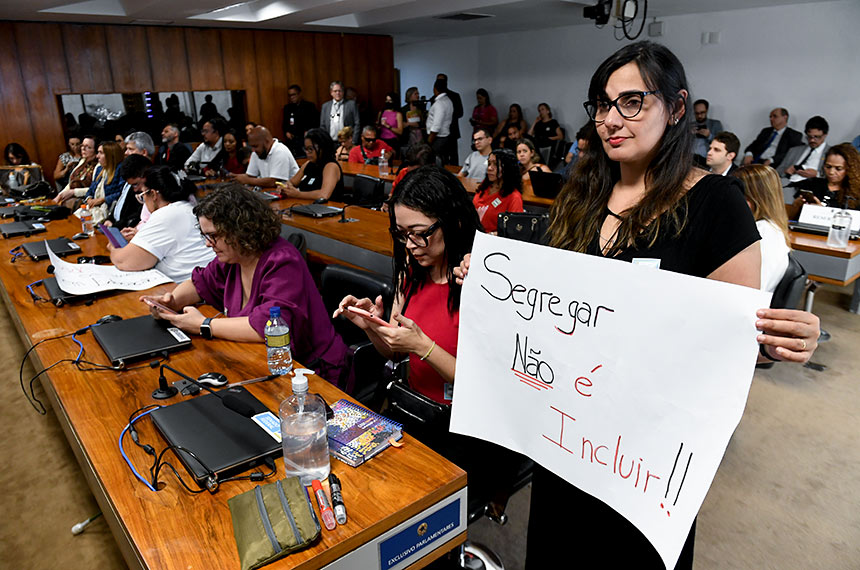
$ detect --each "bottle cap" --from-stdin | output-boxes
[269,306,281,319]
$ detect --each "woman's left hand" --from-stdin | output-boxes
[374,312,432,356]
[157,306,207,336]
[756,308,820,363]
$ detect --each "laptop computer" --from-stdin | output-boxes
[150,386,281,487]
[91,315,192,368]
[528,171,564,199]
[41,277,86,306]
[1,221,46,238]
[290,204,343,218]
[21,238,81,260]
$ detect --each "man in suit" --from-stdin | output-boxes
[706,131,740,177]
[320,81,361,145]
[156,124,191,172]
[436,73,463,165]
[742,107,802,167]
[775,116,829,185]
[282,84,318,158]
[692,99,723,166]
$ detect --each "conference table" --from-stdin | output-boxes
[0,211,467,569]
[789,230,860,313]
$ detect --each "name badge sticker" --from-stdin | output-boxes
[253,411,282,442]
[491,197,502,208]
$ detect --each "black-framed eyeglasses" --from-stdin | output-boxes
[134,188,152,204]
[197,225,223,245]
[389,220,441,247]
[583,90,661,123]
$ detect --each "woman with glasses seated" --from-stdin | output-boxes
[473,148,524,233]
[146,184,352,385]
[276,128,344,202]
[108,165,214,283]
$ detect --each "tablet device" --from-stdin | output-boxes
[98,223,128,248]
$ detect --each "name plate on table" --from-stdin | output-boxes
[378,499,461,570]
[799,205,860,231]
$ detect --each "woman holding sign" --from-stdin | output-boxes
[458,41,820,569]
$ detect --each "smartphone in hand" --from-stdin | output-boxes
[346,306,393,327]
[141,296,178,315]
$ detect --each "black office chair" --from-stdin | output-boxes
[347,174,385,209]
[279,226,307,261]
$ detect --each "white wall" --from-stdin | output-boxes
[395,0,860,162]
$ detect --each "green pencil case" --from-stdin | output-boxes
[228,477,322,570]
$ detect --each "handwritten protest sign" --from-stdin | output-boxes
[47,244,172,294]
[451,233,770,569]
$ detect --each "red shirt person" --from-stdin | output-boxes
[348,126,392,164]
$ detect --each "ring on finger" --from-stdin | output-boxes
[800,339,807,351]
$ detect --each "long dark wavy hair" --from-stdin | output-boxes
[389,166,483,315]
[477,148,522,198]
[548,41,696,255]
[194,183,281,256]
[144,166,196,203]
[304,128,337,165]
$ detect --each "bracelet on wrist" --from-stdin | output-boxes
[420,340,436,361]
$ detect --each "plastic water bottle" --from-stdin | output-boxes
[279,370,330,486]
[826,210,852,248]
[378,151,389,177]
[79,204,95,236]
[7,171,18,190]
[265,306,293,374]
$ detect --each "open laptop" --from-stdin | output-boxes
[91,315,192,368]
[528,171,564,199]
[0,221,46,238]
[290,203,343,218]
[21,237,81,260]
[150,386,280,487]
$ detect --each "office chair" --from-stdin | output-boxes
[279,226,307,261]
[320,264,394,347]
[347,173,385,209]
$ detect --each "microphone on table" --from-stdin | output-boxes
[150,363,255,418]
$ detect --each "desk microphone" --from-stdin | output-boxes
[338,204,358,224]
[151,363,255,418]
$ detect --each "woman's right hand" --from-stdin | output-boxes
[120,226,138,240]
[333,295,385,330]
[54,188,73,204]
[453,253,471,285]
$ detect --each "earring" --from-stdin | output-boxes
[672,116,679,125]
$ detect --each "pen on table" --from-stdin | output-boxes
[312,479,337,530]
[329,473,347,525]
[225,373,281,388]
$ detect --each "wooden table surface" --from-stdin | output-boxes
[1,212,466,569]
[789,230,860,285]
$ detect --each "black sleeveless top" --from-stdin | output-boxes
[297,160,344,202]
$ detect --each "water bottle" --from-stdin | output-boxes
[7,171,18,190]
[279,370,331,486]
[265,306,293,374]
[79,204,95,236]
[826,210,852,248]
[378,151,389,177]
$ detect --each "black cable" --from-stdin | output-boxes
[152,445,216,494]
[621,0,647,41]
[26,359,80,414]
[19,331,79,414]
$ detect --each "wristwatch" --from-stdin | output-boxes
[200,317,213,340]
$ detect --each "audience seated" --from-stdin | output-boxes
[4,142,36,186]
[787,143,860,218]
[279,128,344,202]
[146,184,352,386]
[348,125,392,164]
[692,99,723,165]
[735,165,791,293]
[517,138,552,180]
[377,91,404,158]
[502,123,529,151]
[563,123,594,168]
[775,116,829,185]
[53,135,82,190]
[184,119,225,170]
[80,141,125,224]
[321,81,361,146]
[54,136,98,203]
[528,102,563,150]
[210,129,246,175]
[108,165,214,282]
[156,124,192,172]
[335,127,354,162]
[232,126,298,187]
[474,148,524,233]
[401,87,426,152]
[494,103,528,148]
[458,127,492,181]
[109,154,149,234]
[282,83,319,158]
[124,131,155,159]
[743,107,803,167]
[390,144,436,202]
[706,131,740,176]
[469,88,498,135]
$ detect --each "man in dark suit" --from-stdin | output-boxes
[436,73,463,165]
[706,131,740,177]
[282,84,318,158]
[320,81,361,145]
[742,107,802,167]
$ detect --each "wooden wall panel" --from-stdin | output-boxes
[220,29,260,123]
[253,31,289,136]
[314,33,343,108]
[146,26,191,92]
[185,28,225,91]
[0,22,37,163]
[367,35,395,108]
[12,24,67,180]
[61,24,114,93]
[105,26,153,93]
[20,22,71,94]
[284,32,319,106]
[342,34,370,109]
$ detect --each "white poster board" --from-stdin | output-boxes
[47,244,172,294]
[451,233,770,569]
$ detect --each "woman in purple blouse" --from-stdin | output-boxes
[145,183,351,386]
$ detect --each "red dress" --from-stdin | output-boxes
[403,281,458,404]
[472,189,524,233]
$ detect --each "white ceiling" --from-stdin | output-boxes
[0,0,838,44]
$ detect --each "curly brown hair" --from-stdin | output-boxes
[825,143,860,207]
[193,183,281,256]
